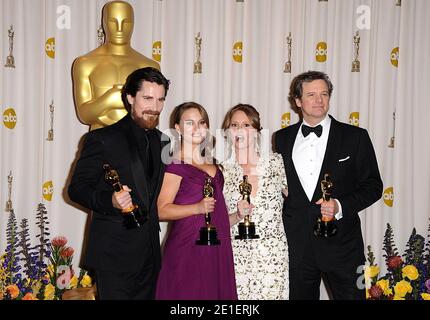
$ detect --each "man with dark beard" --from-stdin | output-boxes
[68,67,170,299]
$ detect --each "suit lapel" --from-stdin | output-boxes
[123,122,151,212]
[311,116,342,202]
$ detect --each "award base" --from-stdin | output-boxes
[193,61,202,74]
[5,56,15,68]
[235,222,260,240]
[122,207,148,230]
[313,218,338,238]
[196,225,220,246]
[47,130,54,141]
[284,61,291,73]
[352,60,360,72]
[5,200,12,213]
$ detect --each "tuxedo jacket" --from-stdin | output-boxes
[274,115,383,270]
[68,115,168,274]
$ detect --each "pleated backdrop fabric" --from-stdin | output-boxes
[1,0,429,299]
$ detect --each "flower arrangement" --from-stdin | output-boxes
[365,222,430,300]
[0,204,92,300]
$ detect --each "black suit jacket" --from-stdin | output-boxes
[274,116,383,270]
[68,115,168,273]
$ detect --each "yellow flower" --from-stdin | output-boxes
[47,264,55,277]
[393,295,405,300]
[44,283,56,300]
[364,265,380,280]
[80,274,92,288]
[376,279,392,296]
[402,265,419,281]
[421,293,430,300]
[69,276,78,289]
[394,280,413,298]
[31,281,42,296]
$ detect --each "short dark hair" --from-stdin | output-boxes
[121,67,170,112]
[288,71,333,113]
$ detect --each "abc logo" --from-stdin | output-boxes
[390,47,399,67]
[42,181,54,201]
[315,42,327,63]
[233,41,243,63]
[45,37,55,59]
[152,41,162,62]
[349,112,360,127]
[383,187,394,207]
[3,108,17,129]
[281,112,291,128]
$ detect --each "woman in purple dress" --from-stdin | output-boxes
[155,102,239,300]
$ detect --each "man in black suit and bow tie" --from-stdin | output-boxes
[274,71,383,300]
[68,67,170,299]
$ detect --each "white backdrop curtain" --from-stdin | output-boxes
[1,0,430,299]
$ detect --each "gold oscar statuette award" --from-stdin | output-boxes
[103,164,148,229]
[47,100,54,141]
[388,110,396,148]
[235,175,260,240]
[284,32,292,73]
[313,174,338,238]
[196,177,220,245]
[5,171,13,212]
[193,32,202,74]
[5,25,15,68]
[352,31,361,72]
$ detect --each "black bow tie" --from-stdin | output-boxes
[301,124,323,137]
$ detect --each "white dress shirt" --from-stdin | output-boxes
[292,115,343,219]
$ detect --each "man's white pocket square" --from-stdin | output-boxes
[338,156,350,162]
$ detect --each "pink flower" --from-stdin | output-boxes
[51,236,67,248]
[387,256,403,270]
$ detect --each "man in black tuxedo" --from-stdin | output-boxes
[68,67,170,299]
[274,71,383,300]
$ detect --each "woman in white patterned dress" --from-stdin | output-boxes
[221,104,289,300]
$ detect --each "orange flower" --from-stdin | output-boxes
[5,284,20,299]
[22,293,38,300]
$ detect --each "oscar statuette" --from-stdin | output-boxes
[193,32,202,74]
[351,31,361,72]
[235,175,260,240]
[103,164,148,229]
[283,32,292,73]
[196,177,220,245]
[5,25,15,68]
[313,174,338,238]
[5,171,13,212]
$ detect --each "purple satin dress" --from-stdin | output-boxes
[155,162,237,300]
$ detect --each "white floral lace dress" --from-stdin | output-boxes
[222,152,289,300]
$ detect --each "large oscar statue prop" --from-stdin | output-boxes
[235,175,260,240]
[196,177,220,246]
[72,0,160,131]
[313,174,338,237]
[103,164,148,229]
